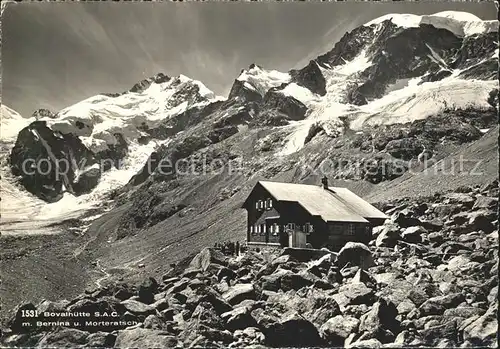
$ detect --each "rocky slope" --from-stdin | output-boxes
[2,181,497,348]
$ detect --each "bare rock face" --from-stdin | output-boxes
[32,108,57,119]
[263,90,308,121]
[129,73,170,93]
[228,79,263,102]
[9,121,98,202]
[289,60,326,96]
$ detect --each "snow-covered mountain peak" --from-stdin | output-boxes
[432,11,482,22]
[365,11,498,37]
[175,74,219,100]
[41,73,222,153]
[235,65,291,97]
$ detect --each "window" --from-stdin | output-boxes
[256,225,261,234]
[250,226,254,234]
[272,223,279,236]
[267,198,273,210]
[287,223,295,230]
[346,224,355,235]
[256,200,264,210]
[305,223,314,235]
[260,224,266,236]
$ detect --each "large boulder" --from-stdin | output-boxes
[222,284,256,306]
[417,293,465,317]
[320,315,360,345]
[333,282,375,310]
[358,299,400,343]
[472,196,498,210]
[419,320,459,347]
[337,242,374,269]
[120,299,156,316]
[221,306,258,331]
[233,326,265,346]
[461,305,498,346]
[375,226,401,247]
[260,268,294,292]
[466,211,496,233]
[36,299,70,314]
[281,247,334,263]
[138,277,159,304]
[184,287,233,315]
[263,313,325,347]
[189,248,227,272]
[401,226,426,244]
[280,271,317,291]
[391,210,422,228]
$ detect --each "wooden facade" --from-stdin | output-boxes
[242,181,386,251]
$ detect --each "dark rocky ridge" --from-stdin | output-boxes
[9,121,129,202]
[263,89,308,121]
[286,20,497,105]
[32,108,56,119]
[2,182,497,348]
[9,121,98,202]
[289,60,327,96]
[227,79,263,103]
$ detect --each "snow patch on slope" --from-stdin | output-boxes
[280,83,321,106]
[365,11,498,37]
[352,77,496,129]
[1,106,45,223]
[1,105,35,142]
[237,65,291,97]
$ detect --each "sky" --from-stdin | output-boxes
[1,1,497,117]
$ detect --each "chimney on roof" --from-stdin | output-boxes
[321,176,329,189]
